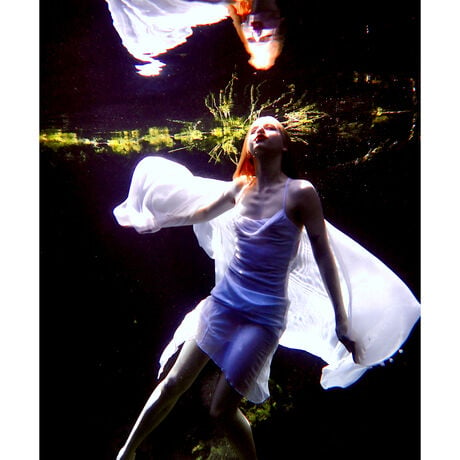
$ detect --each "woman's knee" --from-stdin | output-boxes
[157,374,187,402]
[209,402,232,422]
[209,379,242,421]
[157,341,208,400]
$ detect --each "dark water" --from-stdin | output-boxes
[40,1,420,459]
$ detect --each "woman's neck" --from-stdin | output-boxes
[254,158,285,189]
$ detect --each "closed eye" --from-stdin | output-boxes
[250,123,278,133]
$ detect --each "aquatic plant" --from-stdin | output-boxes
[280,98,327,144]
[202,75,328,164]
[143,127,174,150]
[40,126,174,156]
[107,127,174,154]
[171,120,208,152]
[40,72,418,169]
[203,75,248,164]
[188,377,292,459]
[240,379,292,426]
[205,76,237,122]
[107,130,142,154]
[192,438,238,460]
[39,129,91,151]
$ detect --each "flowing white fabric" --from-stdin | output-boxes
[105,0,230,76]
[113,156,421,390]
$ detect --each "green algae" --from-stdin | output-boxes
[40,72,418,169]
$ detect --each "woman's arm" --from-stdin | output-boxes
[187,175,250,224]
[293,181,356,358]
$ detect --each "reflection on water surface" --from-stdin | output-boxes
[40,72,417,170]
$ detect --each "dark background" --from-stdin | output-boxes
[40,1,420,459]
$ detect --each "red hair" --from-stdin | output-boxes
[233,133,255,179]
[227,1,283,71]
[229,0,252,21]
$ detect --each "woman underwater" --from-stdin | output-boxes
[105,0,283,76]
[113,116,420,459]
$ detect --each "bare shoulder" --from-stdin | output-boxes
[288,179,319,203]
[286,179,323,226]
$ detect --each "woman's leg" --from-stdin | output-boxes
[210,375,258,460]
[208,323,279,460]
[117,340,209,460]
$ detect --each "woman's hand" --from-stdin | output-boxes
[335,318,358,363]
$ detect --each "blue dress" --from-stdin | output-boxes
[195,180,301,402]
[113,156,421,403]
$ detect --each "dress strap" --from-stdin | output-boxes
[282,178,291,212]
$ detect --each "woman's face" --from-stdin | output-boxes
[242,12,280,42]
[241,13,282,69]
[248,117,286,157]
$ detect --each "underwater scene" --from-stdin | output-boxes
[41,1,420,459]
